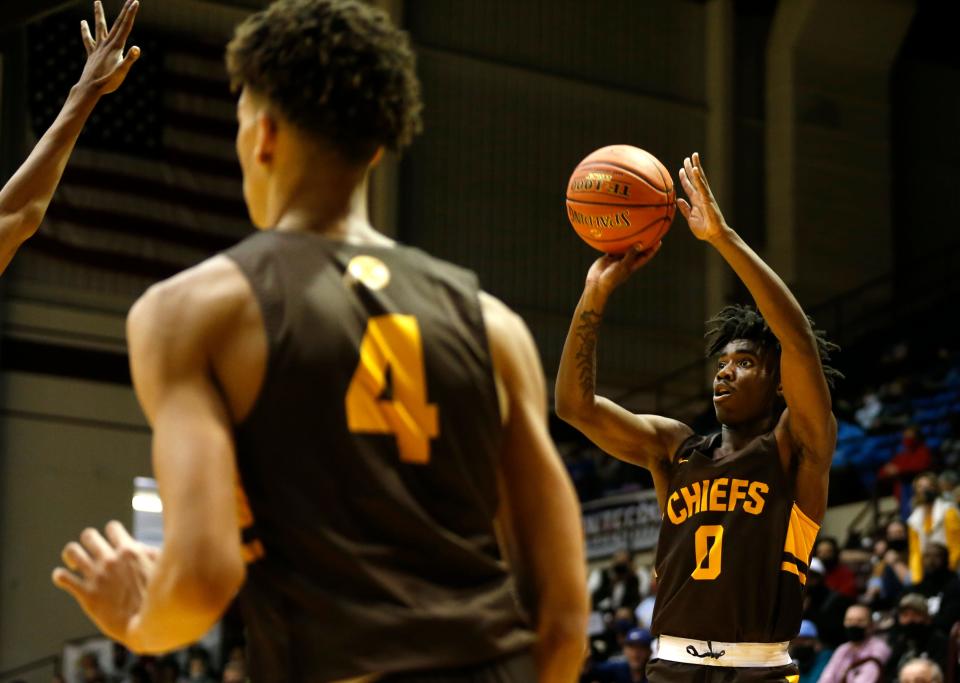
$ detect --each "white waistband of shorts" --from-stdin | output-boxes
[657,635,791,668]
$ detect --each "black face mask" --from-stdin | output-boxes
[887,539,908,553]
[902,622,929,641]
[845,626,867,643]
[821,555,838,571]
[789,645,816,670]
[613,563,631,576]
[923,489,939,504]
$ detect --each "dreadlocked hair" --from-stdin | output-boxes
[704,304,843,390]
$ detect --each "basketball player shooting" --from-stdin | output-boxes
[0,0,140,275]
[51,2,587,682]
[556,153,841,683]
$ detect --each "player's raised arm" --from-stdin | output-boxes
[482,293,588,683]
[53,260,248,653]
[677,152,837,522]
[0,0,140,275]
[555,245,691,504]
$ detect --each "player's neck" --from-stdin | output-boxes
[718,417,774,452]
[271,163,392,246]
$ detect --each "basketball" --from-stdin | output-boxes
[565,145,676,254]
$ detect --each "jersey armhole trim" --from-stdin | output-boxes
[223,250,278,431]
[781,501,821,585]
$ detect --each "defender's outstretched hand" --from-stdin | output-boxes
[78,0,141,96]
[585,241,662,296]
[52,521,157,647]
[677,152,727,242]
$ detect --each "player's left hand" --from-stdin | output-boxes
[677,153,728,242]
[77,0,141,97]
[52,520,157,645]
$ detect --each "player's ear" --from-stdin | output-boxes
[254,111,278,164]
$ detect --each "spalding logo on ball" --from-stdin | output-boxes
[566,145,675,254]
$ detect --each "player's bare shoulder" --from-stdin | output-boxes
[479,291,523,345]
[127,254,266,423]
[128,256,253,342]
[478,291,539,425]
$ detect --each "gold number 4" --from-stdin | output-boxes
[345,314,439,464]
[691,524,724,580]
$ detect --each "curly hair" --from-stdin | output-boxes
[225,0,423,162]
[704,304,843,389]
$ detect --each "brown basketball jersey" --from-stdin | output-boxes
[223,231,534,682]
[650,431,819,643]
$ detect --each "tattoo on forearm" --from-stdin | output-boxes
[574,310,603,399]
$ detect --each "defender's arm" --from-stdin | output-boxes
[0,0,140,274]
[483,293,588,683]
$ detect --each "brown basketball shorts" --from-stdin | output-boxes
[646,658,800,683]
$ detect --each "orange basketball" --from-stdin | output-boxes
[566,145,675,254]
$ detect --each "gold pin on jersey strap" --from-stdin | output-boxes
[345,255,391,290]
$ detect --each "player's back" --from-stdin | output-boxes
[223,230,534,681]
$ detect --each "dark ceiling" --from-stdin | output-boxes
[5,0,269,28]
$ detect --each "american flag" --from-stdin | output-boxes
[26,8,249,283]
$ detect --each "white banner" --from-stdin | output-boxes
[582,490,662,560]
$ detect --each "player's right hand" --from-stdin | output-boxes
[585,241,661,296]
[52,520,156,648]
[77,0,141,96]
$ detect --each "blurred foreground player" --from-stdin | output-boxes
[52,1,587,681]
[556,154,840,682]
[0,0,140,275]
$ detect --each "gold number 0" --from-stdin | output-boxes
[345,314,439,464]
[691,525,724,580]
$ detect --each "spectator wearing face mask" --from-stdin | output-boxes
[880,427,934,518]
[818,604,890,683]
[908,542,960,632]
[865,520,911,610]
[815,537,858,598]
[907,472,960,583]
[789,619,833,682]
[885,593,949,680]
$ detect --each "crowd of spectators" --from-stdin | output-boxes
[38,642,247,683]
[580,528,959,682]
